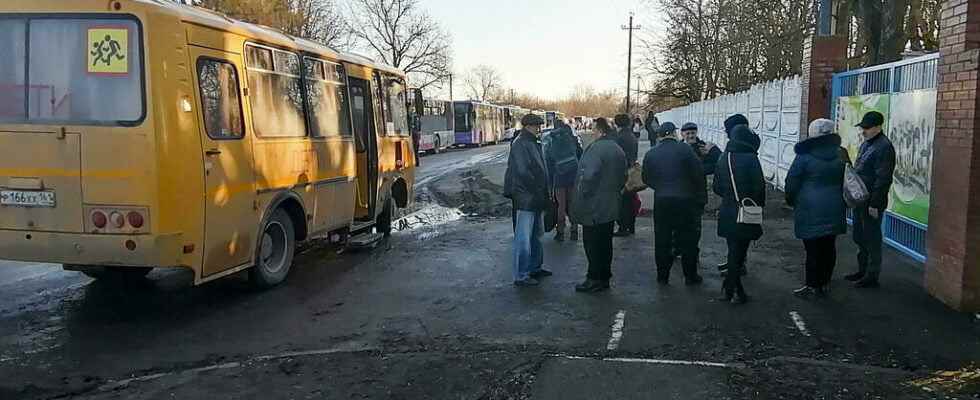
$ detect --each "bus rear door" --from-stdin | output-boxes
[348,76,379,220]
[190,47,257,276]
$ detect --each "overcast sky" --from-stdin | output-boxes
[425,0,663,101]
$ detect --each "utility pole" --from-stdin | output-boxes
[448,73,454,102]
[622,12,642,115]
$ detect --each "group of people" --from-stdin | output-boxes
[502,109,896,305]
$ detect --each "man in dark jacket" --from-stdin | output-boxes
[503,114,552,287]
[570,123,628,292]
[681,122,722,176]
[846,111,896,288]
[642,122,707,285]
[545,119,584,241]
[613,114,639,236]
[645,112,660,145]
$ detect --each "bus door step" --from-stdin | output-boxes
[347,232,384,250]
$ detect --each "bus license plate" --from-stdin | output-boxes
[0,190,56,207]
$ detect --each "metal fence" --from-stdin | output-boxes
[831,53,938,263]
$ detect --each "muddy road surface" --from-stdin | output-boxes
[2,140,980,400]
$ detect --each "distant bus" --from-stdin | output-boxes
[545,111,566,129]
[416,97,454,153]
[503,105,528,140]
[453,101,503,146]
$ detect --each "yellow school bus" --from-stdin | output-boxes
[0,0,415,287]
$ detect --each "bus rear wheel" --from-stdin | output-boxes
[249,209,296,289]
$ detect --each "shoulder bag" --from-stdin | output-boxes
[728,153,763,225]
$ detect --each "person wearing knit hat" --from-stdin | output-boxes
[712,125,765,304]
[785,119,847,299]
[724,114,749,138]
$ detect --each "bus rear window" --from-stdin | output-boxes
[0,17,144,125]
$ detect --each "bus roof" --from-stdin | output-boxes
[137,0,405,76]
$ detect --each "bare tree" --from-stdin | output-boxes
[190,0,349,49]
[346,0,453,90]
[464,65,503,102]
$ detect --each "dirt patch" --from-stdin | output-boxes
[427,169,511,218]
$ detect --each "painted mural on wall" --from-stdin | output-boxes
[835,91,935,225]
[887,90,936,224]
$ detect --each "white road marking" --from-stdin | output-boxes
[606,310,626,350]
[559,355,730,368]
[790,311,812,337]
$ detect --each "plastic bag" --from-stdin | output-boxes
[625,163,647,192]
[843,164,870,208]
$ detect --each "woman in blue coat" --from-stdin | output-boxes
[785,119,847,298]
[713,125,765,304]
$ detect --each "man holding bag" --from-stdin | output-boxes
[613,114,640,237]
[846,111,896,289]
[641,122,707,285]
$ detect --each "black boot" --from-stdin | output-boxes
[717,277,734,302]
[732,277,749,305]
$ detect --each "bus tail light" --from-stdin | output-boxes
[127,211,144,228]
[92,211,107,229]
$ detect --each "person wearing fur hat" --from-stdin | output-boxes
[785,119,847,298]
[712,124,765,304]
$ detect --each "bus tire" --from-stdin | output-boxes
[249,209,296,289]
[376,197,394,237]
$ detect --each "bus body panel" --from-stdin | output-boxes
[0,1,414,285]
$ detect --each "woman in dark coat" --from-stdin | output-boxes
[785,119,847,298]
[713,125,765,304]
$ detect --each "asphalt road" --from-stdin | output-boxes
[2,138,979,400]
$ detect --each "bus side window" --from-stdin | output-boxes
[304,58,352,138]
[245,45,306,138]
[196,58,244,139]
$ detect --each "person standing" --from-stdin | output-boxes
[632,117,646,139]
[681,123,722,175]
[503,114,552,287]
[645,112,661,146]
[641,122,707,285]
[716,113,751,275]
[570,118,628,292]
[845,111,896,288]
[545,119,584,241]
[713,125,765,304]
[785,119,847,298]
[613,113,639,237]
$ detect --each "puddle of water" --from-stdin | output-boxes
[394,204,465,241]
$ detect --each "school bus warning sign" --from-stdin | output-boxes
[87,27,128,75]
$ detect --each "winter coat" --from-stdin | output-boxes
[504,130,550,212]
[784,134,847,240]
[690,139,722,175]
[544,126,583,189]
[614,127,639,164]
[641,138,707,205]
[645,116,660,143]
[570,135,628,226]
[713,126,765,241]
[854,133,897,210]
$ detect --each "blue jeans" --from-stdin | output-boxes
[513,210,544,281]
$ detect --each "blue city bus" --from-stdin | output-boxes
[453,101,502,146]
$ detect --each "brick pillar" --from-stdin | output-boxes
[925,0,980,312]
[799,34,848,140]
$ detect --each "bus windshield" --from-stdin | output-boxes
[0,17,144,125]
[453,102,472,132]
